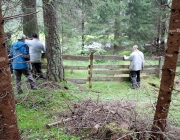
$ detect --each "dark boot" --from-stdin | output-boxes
[131,83,136,89]
[137,82,140,87]
[30,84,38,90]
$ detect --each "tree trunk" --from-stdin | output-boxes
[81,9,85,55]
[0,3,21,140]
[113,11,120,54]
[155,0,168,56]
[22,0,38,37]
[151,0,180,139]
[42,0,64,81]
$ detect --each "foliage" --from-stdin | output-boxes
[2,0,171,55]
[16,86,82,139]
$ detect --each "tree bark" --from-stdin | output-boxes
[81,9,85,55]
[155,0,168,56]
[151,0,180,139]
[0,2,21,140]
[22,0,38,37]
[113,11,120,54]
[42,0,64,81]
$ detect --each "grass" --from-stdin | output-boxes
[15,87,81,140]
[13,59,180,139]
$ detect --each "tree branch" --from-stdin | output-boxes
[3,11,39,21]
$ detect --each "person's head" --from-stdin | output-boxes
[133,45,138,50]
[17,34,26,42]
[32,33,38,38]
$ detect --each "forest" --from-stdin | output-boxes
[1,0,180,140]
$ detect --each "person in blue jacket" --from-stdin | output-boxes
[9,34,37,94]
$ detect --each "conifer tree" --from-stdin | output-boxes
[42,0,64,81]
[22,0,38,37]
[0,1,21,139]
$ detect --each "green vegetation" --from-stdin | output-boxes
[3,0,170,56]
[2,0,178,139]
[14,65,180,139]
[16,87,81,140]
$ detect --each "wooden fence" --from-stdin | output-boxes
[42,53,164,88]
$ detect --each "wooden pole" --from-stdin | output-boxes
[89,52,93,88]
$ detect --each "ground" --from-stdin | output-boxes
[42,81,180,140]
[15,79,180,140]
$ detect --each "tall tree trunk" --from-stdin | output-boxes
[42,0,64,81]
[151,0,180,139]
[156,0,168,56]
[60,0,64,54]
[81,9,85,55]
[0,3,21,140]
[113,11,120,54]
[22,0,38,37]
[155,16,161,55]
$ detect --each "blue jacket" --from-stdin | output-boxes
[9,40,30,69]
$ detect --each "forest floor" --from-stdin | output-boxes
[43,80,180,140]
[15,77,180,140]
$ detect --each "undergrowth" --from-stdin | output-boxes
[14,74,180,139]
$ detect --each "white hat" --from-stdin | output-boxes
[17,34,26,40]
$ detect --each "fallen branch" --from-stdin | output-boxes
[46,116,76,128]
[148,82,160,89]
[91,123,101,134]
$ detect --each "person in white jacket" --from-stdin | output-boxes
[124,45,144,88]
[25,33,46,79]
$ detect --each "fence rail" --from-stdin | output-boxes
[42,53,166,88]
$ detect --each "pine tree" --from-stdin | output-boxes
[152,0,180,139]
[42,0,64,81]
[0,2,21,139]
[22,0,38,37]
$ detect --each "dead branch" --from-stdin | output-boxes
[91,123,101,134]
[46,116,76,128]
[148,82,160,89]
[3,11,39,21]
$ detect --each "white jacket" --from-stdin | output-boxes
[124,50,144,71]
[25,39,46,62]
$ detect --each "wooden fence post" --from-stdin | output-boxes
[158,56,163,78]
[89,52,93,88]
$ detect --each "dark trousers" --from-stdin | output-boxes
[14,68,37,93]
[130,70,141,87]
[8,60,13,74]
[31,62,44,78]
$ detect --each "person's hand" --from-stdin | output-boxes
[123,55,126,60]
